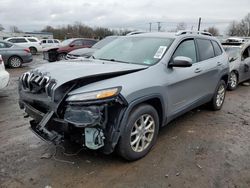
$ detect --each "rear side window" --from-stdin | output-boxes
[84,40,97,46]
[173,39,197,63]
[54,40,59,43]
[196,39,214,61]
[212,41,222,56]
[27,38,37,42]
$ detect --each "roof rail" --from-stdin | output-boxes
[176,30,212,36]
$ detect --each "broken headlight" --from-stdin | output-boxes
[66,87,121,102]
[64,105,104,127]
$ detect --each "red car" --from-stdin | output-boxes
[43,38,97,62]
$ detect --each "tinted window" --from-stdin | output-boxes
[27,38,37,42]
[8,39,16,43]
[0,42,5,48]
[54,40,59,43]
[173,39,197,63]
[212,41,222,56]
[11,38,27,43]
[242,46,250,60]
[196,39,214,61]
[42,40,46,43]
[48,40,53,43]
[84,40,97,46]
[71,40,83,46]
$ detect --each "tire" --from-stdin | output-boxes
[117,104,159,161]
[8,56,22,68]
[228,71,238,91]
[29,47,37,55]
[209,80,227,111]
[57,53,66,61]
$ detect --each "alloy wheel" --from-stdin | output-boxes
[130,114,155,152]
[216,84,226,107]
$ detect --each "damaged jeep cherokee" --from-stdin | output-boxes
[19,31,229,161]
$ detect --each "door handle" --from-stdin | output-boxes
[217,62,222,66]
[194,68,202,73]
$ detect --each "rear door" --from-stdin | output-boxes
[195,39,224,96]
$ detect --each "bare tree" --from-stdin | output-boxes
[206,26,220,36]
[9,26,22,33]
[176,22,187,31]
[0,24,4,31]
[227,13,250,36]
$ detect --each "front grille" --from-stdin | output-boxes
[21,71,56,97]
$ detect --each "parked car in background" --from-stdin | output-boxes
[5,37,42,55]
[40,39,61,49]
[43,38,97,62]
[0,55,9,89]
[19,31,229,161]
[222,41,250,90]
[0,40,33,68]
[66,36,118,60]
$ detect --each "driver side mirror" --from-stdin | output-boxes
[169,56,193,68]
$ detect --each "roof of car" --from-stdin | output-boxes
[126,31,216,40]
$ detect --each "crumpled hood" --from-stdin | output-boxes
[33,59,148,87]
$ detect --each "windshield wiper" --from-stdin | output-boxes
[98,58,131,64]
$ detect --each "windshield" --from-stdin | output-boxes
[61,39,75,46]
[223,46,241,57]
[92,36,118,49]
[93,36,174,65]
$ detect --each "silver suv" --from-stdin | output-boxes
[19,31,229,161]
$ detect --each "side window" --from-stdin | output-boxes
[8,39,16,43]
[242,46,250,60]
[15,38,28,43]
[84,40,97,46]
[54,40,59,43]
[27,38,37,42]
[212,41,222,56]
[0,42,5,48]
[42,40,47,43]
[71,40,82,46]
[172,39,197,63]
[196,39,214,61]
[48,40,53,43]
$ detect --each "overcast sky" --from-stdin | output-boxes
[0,0,249,34]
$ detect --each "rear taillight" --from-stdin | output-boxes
[0,55,3,64]
[24,48,31,53]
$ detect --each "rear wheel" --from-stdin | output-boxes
[29,47,37,55]
[117,104,159,161]
[228,71,238,91]
[8,56,22,68]
[209,80,226,110]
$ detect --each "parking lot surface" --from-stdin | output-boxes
[0,55,250,188]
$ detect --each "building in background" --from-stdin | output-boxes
[0,31,53,40]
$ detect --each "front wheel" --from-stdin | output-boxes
[209,80,227,111]
[228,71,238,91]
[117,104,159,161]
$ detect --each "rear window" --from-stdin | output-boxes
[212,41,222,56]
[196,39,214,61]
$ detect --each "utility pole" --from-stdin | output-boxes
[157,22,161,32]
[149,22,152,32]
[198,17,201,31]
